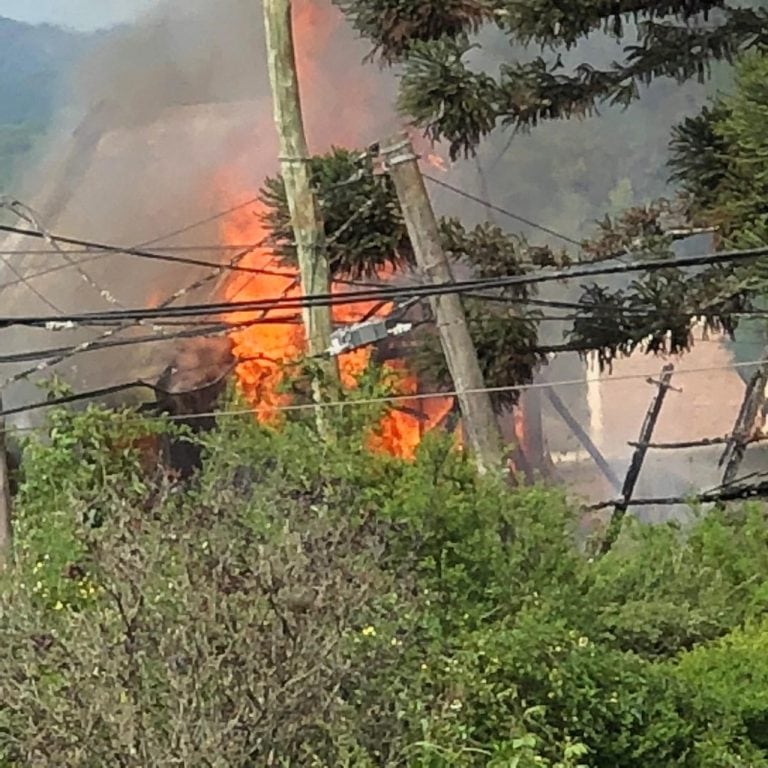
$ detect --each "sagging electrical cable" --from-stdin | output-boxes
[2,243,767,329]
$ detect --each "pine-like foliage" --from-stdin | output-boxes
[261,149,754,399]
[262,20,768,405]
[260,148,412,278]
[333,0,768,158]
[668,52,768,374]
[670,52,768,249]
[262,150,549,407]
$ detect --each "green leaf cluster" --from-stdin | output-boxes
[671,52,768,250]
[262,150,545,405]
[333,0,768,157]
[668,52,768,373]
[260,147,413,278]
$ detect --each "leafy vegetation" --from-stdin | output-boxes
[5,6,768,765]
[333,0,767,159]
[668,51,768,376]
[3,400,768,765]
[0,121,46,192]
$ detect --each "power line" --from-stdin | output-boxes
[0,199,387,391]
[0,243,273,256]
[0,225,384,291]
[471,292,768,321]
[0,315,308,366]
[0,196,277,390]
[0,255,104,293]
[423,173,582,247]
[0,222,279,277]
[0,250,65,315]
[138,196,262,247]
[3,242,766,329]
[0,198,270,289]
[0,354,258,420]
[0,243,285,389]
[0,198,126,312]
[5,354,768,423]
[3,300,385,369]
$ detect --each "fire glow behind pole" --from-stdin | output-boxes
[262,0,339,426]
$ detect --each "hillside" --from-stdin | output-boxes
[0,16,100,191]
[0,16,95,123]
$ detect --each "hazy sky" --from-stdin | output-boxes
[0,0,155,30]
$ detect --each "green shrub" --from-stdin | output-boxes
[2,402,768,765]
[676,617,768,760]
[0,408,415,766]
[580,508,768,658]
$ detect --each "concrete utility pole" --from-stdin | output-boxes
[380,133,503,474]
[262,0,338,417]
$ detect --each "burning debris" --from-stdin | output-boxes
[148,337,235,477]
[216,195,458,460]
[155,337,235,418]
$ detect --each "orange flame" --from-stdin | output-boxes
[217,185,455,459]
[215,0,455,459]
[426,153,449,172]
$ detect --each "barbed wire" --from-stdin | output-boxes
[0,198,126,312]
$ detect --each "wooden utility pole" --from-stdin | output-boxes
[600,364,675,555]
[380,133,503,474]
[720,348,768,487]
[0,397,12,569]
[262,0,338,419]
[520,377,552,478]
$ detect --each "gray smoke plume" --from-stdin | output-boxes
[0,0,397,418]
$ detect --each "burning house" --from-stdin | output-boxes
[0,0,479,475]
[0,0,750,497]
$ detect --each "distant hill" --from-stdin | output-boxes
[0,17,102,191]
[0,16,101,124]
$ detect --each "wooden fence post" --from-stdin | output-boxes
[599,364,676,555]
[720,348,768,487]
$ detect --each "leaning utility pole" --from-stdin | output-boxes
[600,363,676,555]
[380,133,503,474]
[262,0,338,414]
[0,396,12,569]
[720,346,768,486]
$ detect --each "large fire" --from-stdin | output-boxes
[212,0,461,460]
[219,198,455,460]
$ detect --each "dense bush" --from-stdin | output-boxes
[2,402,768,765]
